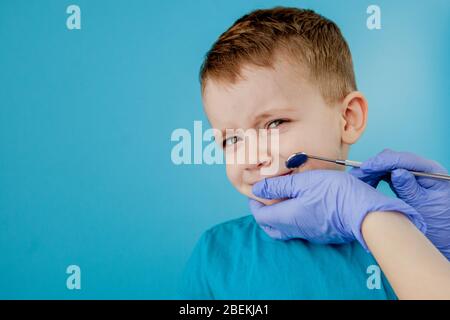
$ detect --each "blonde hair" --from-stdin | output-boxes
[200,7,357,104]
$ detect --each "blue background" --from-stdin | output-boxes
[0,0,448,298]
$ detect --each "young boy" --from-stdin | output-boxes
[179,7,396,299]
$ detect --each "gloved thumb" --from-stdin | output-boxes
[252,174,297,200]
[349,167,383,188]
[390,168,422,202]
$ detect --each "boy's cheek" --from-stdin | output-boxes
[225,164,239,186]
[225,164,249,194]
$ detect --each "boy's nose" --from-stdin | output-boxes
[245,153,272,171]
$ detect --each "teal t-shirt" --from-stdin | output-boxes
[179,215,396,299]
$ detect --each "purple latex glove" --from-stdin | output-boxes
[249,170,426,250]
[350,149,450,259]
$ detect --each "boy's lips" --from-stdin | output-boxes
[270,169,295,179]
[248,169,295,185]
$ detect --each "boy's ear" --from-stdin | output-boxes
[340,91,368,145]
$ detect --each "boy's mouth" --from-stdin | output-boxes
[247,168,298,187]
[250,169,294,184]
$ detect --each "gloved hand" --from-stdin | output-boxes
[249,170,426,250]
[349,149,450,259]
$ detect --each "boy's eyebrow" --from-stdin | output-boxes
[252,107,296,126]
[252,112,276,125]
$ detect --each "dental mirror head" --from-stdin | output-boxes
[285,152,308,169]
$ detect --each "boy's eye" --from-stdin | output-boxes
[223,136,240,147]
[266,119,287,129]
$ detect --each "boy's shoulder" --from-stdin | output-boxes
[202,214,267,245]
[205,214,256,234]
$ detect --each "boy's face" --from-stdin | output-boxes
[203,54,349,205]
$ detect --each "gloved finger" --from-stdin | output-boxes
[252,174,299,200]
[248,198,280,226]
[348,167,384,188]
[360,149,448,175]
[390,168,423,202]
[249,197,300,229]
[248,198,286,239]
[248,198,264,211]
[260,224,286,240]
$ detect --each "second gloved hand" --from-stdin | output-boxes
[249,170,427,250]
[349,149,450,259]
